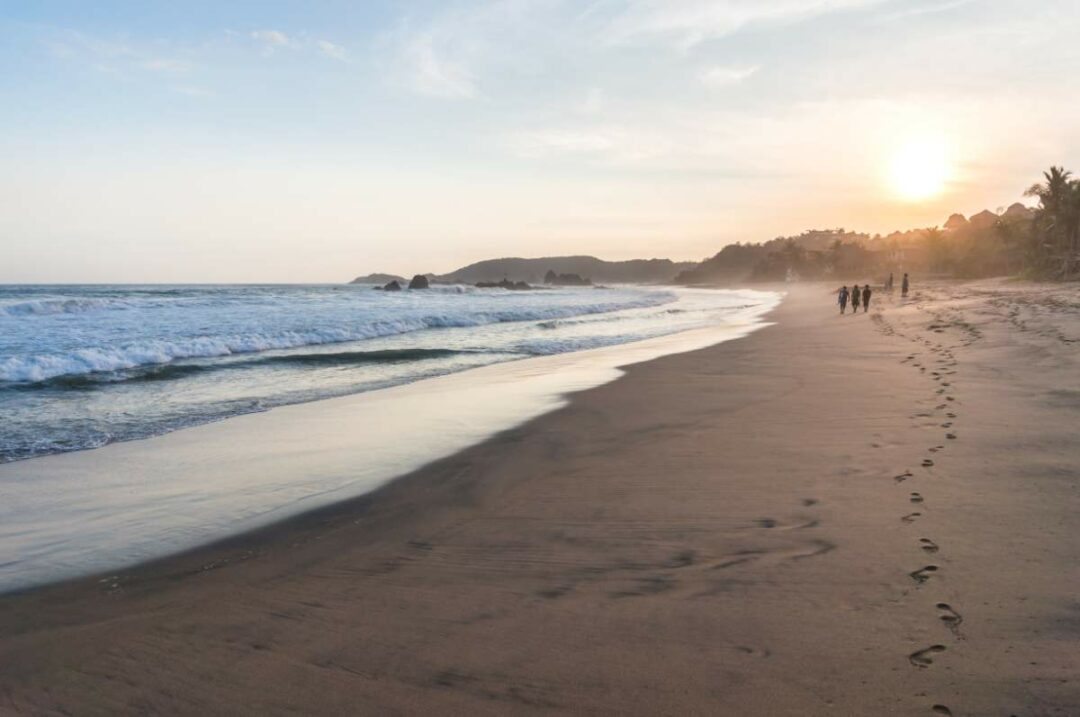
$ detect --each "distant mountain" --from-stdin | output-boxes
[675,229,868,285]
[674,243,768,285]
[349,273,406,285]
[433,256,695,285]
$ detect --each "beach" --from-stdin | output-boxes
[1,281,1078,715]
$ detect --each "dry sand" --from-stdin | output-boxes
[1,281,1078,716]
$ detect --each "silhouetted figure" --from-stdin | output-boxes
[851,283,861,312]
[901,273,910,297]
[886,272,894,292]
[838,285,849,314]
[862,284,872,312]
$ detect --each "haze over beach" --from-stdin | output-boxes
[2,2,1080,716]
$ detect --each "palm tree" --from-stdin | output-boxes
[1025,166,1080,277]
[922,227,949,274]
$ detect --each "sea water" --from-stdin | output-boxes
[0,283,780,590]
[1,283,772,463]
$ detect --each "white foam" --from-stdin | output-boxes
[0,292,781,592]
[0,292,676,383]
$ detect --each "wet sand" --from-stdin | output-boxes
[1,281,1078,715]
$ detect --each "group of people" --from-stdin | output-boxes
[837,273,910,315]
[838,284,872,314]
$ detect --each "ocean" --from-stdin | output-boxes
[0,283,774,464]
[0,283,780,590]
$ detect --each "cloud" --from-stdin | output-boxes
[699,64,759,87]
[875,0,975,23]
[603,0,886,49]
[397,30,477,99]
[250,29,296,54]
[317,40,348,61]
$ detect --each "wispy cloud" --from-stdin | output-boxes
[40,30,198,82]
[602,0,886,49]
[396,30,478,99]
[250,29,296,54]
[699,64,759,87]
[875,0,976,23]
[317,40,348,61]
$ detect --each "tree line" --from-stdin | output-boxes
[676,165,1080,284]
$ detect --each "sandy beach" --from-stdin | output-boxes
[1,281,1078,716]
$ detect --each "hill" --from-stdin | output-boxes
[434,256,694,284]
[349,273,407,285]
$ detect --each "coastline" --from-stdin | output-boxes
[2,281,1079,714]
[0,290,779,593]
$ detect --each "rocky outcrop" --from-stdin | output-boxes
[350,273,406,285]
[408,274,430,290]
[476,279,533,290]
[543,271,591,286]
[381,280,402,291]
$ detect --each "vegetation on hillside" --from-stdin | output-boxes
[677,166,1080,284]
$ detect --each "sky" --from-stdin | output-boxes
[2,0,1079,283]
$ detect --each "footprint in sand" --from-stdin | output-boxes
[946,412,957,418]
[894,471,913,483]
[931,705,954,715]
[902,512,922,524]
[919,538,939,554]
[909,644,947,668]
[936,603,963,634]
[946,433,957,440]
[910,493,924,504]
[922,459,935,467]
[909,565,939,584]
[941,422,953,428]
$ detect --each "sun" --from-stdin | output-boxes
[888,136,950,201]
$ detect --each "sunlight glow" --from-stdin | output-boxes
[888,136,950,201]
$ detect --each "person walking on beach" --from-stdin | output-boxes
[862,284,872,312]
[901,273,910,297]
[850,283,861,313]
[838,285,849,314]
[886,272,894,292]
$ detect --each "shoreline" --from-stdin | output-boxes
[0,290,781,593]
[2,280,1078,714]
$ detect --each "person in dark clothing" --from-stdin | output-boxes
[886,272,894,292]
[862,284,872,312]
[901,273,910,297]
[838,285,849,314]
[851,283,861,312]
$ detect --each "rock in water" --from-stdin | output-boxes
[383,280,402,292]
[408,274,430,289]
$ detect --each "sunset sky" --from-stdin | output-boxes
[3,1,1079,282]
